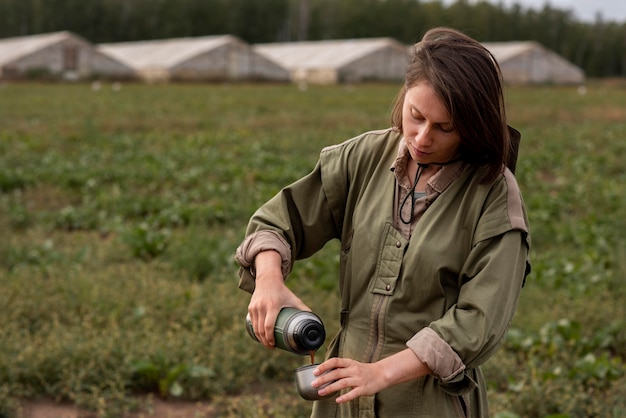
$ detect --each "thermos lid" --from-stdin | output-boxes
[293,319,326,351]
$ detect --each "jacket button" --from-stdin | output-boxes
[395,241,401,248]
[386,284,391,291]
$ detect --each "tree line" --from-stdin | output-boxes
[1,0,624,77]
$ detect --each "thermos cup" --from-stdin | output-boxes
[295,364,335,400]
[246,307,326,355]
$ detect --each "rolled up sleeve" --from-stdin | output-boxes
[235,230,292,293]
[406,327,465,381]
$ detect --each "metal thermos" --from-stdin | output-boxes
[246,307,326,355]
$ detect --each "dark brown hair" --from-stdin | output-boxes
[391,27,510,183]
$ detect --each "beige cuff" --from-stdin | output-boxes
[235,230,292,279]
[406,327,465,382]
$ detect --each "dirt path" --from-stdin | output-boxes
[18,398,218,418]
[17,381,306,417]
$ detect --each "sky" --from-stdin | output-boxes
[443,0,626,22]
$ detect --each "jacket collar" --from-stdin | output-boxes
[391,137,467,194]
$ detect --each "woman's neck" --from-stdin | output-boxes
[408,161,441,191]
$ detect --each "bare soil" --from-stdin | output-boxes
[16,381,305,417]
[18,397,218,418]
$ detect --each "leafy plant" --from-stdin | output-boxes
[129,357,214,398]
[121,222,171,260]
[0,239,61,272]
[498,319,625,416]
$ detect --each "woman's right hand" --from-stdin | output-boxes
[247,251,310,349]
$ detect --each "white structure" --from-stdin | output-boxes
[0,31,135,81]
[254,38,408,84]
[484,41,585,85]
[98,35,289,83]
[0,32,585,86]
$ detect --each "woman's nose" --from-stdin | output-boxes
[415,126,433,147]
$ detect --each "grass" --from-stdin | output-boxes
[0,81,624,417]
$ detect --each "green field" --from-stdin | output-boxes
[0,81,624,417]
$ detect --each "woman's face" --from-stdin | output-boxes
[402,82,461,165]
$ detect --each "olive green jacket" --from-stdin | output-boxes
[238,128,531,418]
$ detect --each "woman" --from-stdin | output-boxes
[236,27,531,417]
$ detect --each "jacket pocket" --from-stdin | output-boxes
[450,393,470,418]
[337,309,349,358]
[342,229,354,255]
[325,310,349,360]
[369,223,407,296]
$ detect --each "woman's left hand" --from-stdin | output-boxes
[311,349,432,403]
[311,357,387,403]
